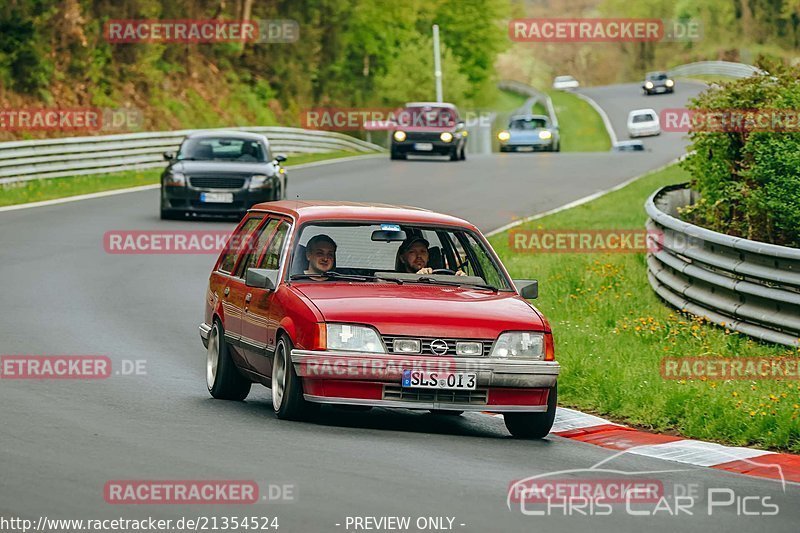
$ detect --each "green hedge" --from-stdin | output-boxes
[681,64,800,247]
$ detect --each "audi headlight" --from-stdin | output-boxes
[249,174,270,190]
[491,332,545,360]
[393,131,407,142]
[326,324,385,353]
[164,172,186,187]
[665,79,674,87]
[440,132,453,143]
[539,130,552,140]
[645,81,654,89]
[497,131,511,142]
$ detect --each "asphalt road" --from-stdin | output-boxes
[2,81,797,533]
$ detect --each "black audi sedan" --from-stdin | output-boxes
[642,71,675,95]
[160,131,287,220]
[389,102,468,161]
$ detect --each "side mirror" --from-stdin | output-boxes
[274,154,287,163]
[163,151,176,161]
[513,279,539,299]
[245,268,279,290]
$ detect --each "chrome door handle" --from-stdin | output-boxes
[245,293,252,303]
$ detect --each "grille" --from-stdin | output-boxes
[405,131,444,142]
[189,176,246,189]
[383,385,488,405]
[381,336,492,357]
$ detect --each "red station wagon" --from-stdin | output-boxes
[199,201,560,438]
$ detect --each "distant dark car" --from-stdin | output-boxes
[390,102,468,161]
[611,140,646,152]
[643,71,675,95]
[497,114,560,152]
[160,131,287,220]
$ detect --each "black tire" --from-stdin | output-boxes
[449,147,459,161]
[160,207,180,220]
[459,145,467,160]
[390,148,406,160]
[503,384,557,439]
[429,409,464,416]
[206,321,251,401]
[272,334,319,420]
[499,146,508,153]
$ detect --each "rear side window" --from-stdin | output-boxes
[218,216,263,274]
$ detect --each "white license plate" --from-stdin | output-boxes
[402,370,477,390]
[414,143,434,151]
[517,146,534,152]
[655,87,666,92]
[200,192,234,203]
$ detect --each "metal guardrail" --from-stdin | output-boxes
[497,80,558,128]
[0,126,384,185]
[668,61,765,79]
[646,184,800,347]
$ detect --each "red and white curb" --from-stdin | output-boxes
[491,407,800,484]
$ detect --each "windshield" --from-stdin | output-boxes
[647,73,668,80]
[632,113,656,123]
[289,222,512,290]
[396,107,458,128]
[509,118,548,130]
[178,137,267,162]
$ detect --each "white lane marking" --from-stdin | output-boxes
[551,407,619,433]
[574,92,618,145]
[623,439,775,467]
[0,153,384,214]
[486,155,687,236]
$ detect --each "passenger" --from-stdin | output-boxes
[396,236,465,276]
[304,234,337,280]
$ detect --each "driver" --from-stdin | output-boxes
[304,234,337,280]
[397,236,465,276]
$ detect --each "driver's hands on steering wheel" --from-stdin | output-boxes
[416,267,466,277]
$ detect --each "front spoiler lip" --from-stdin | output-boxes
[303,395,548,412]
[291,349,559,388]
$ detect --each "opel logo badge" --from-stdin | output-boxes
[430,339,449,355]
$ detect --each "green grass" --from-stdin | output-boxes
[493,89,530,112]
[547,90,611,152]
[490,163,800,452]
[0,150,375,207]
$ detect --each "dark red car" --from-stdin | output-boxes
[199,201,560,438]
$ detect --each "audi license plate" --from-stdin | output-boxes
[200,192,234,203]
[402,370,476,390]
[414,142,433,151]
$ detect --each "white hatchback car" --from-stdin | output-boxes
[627,108,661,138]
[552,75,579,91]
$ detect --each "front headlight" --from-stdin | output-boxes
[326,324,386,353]
[164,172,186,187]
[665,79,674,87]
[491,332,545,360]
[497,131,511,142]
[645,81,654,89]
[538,130,552,140]
[393,131,407,142]
[440,132,453,143]
[249,174,270,190]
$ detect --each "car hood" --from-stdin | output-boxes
[293,283,545,338]
[172,160,274,175]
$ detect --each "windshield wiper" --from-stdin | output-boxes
[413,277,499,293]
[289,272,403,284]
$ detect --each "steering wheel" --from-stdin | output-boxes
[430,268,456,276]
